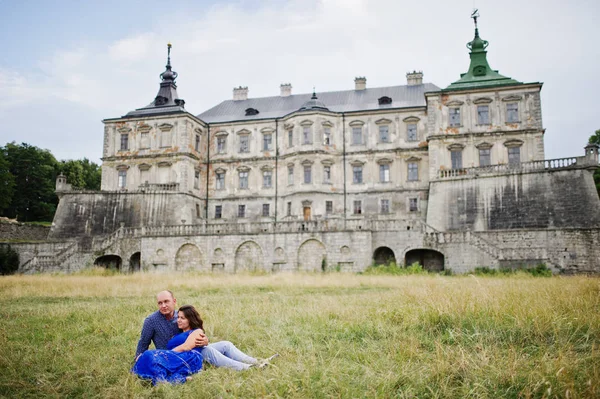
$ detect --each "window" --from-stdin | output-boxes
[195,134,200,151]
[262,204,270,217]
[120,134,129,151]
[160,131,170,148]
[508,147,521,165]
[118,170,127,188]
[215,205,222,219]
[352,127,362,144]
[140,133,150,149]
[449,108,461,127]
[379,164,390,183]
[263,170,272,188]
[239,171,248,189]
[217,136,226,154]
[238,205,246,218]
[326,201,333,215]
[451,150,463,169]
[407,162,418,181]
[304,165,312,184]
[477,105,490,125]
[479,149,491,166]
[216,172,225,190]
[353,165,363,184]
[263,133,272,151]
[506,103,519,123]
[353,200,362,215]
[379,125,389,143]
[324,128,331,145]
[409,198,418,212]
[287,202,292,216]
[288,165,294,185]
[196,204,200,218]
[239,135,249,153]
[288,130,293,147]
[380,199,390,214]
[323,166,331,184]
[303,127,312,144]
[194,170,200,189]
[407,124,417,141]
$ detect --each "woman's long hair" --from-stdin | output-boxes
[178,305,204,331]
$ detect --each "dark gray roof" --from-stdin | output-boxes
[198,83,440,123]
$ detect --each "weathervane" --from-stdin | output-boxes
[471,9,480,29]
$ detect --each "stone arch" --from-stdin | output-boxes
[405,249,445,271]
[129,252,141,272]
[373,247,396,266]
[94,255,122,270]
[175,243,204,271]
[298,239,326,272]
[234,241,264,272]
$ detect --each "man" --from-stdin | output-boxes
[135,290,208,359]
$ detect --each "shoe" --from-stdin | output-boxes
[255,353,279,369]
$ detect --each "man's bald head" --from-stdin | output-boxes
[156,290,177,319]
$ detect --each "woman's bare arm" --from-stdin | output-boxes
[172,330,204,353]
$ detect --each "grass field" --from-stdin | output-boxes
[0,271,598,398]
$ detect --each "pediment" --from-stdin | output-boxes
[157,161,172,167]
[503,139,524,148]
[349,120,365,127]
[283,123,294,130]
[215,167,227,174]
[260,127,275,133]
[237,166,250,172]
[301,159,314,166]
[117,126,132,134]
[194,127,203,135]
[321,159,334,166]
[321,121,334,128]
[375,118,393,125]
[502,95,523,102]
[406,156,422,162]
[116,164,130,170]
[215,130,229,137]
[350,160,365,166]
[447,143,465,151]
[300,120,314,126]
[476,142,493,150]
[137,124,152,133]
[236,128,251,135]
[446,100,464,107]
[403,116,421,123]
[377,158,393,165]
[158,123,174,132]
[260,165,274,171]
[138,163,151,171]
[473,97,493,105]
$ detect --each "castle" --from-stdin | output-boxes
[12,15,600,274]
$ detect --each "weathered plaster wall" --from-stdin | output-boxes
[0,222,50,241]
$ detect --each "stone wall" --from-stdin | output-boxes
[426,168,600,231]
[0,222,50,241]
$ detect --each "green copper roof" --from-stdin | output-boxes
[445,14,522,91]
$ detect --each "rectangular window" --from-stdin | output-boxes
[287,201,292,216]
[407,124,417,141]
[477,105,490,125]
[288,130,293,147]
[118,170,127,188]
[140,133,150,149]
[352,127,362,144]
[508,147,521,165]
[326,200,333,215]
[217,136,226,154]
[451,151,463,169]
[196,204,200,218]
[195,134,200,151]
[239,171,248,189]
[353,200,362,215]
[479,148,491,166]
[409,198,418,212]
[239,135,249,153]
[407,162,418,181]
[353,165,363,184]
[379,125,389,143]
[324,128,331,145]
[194,170,200,189]
[216,172,225,190]
[449,108,461,127]
[161,131,170,148]
[304,165,312,184]
[506,103,519,123]
[323,166,331,184]
[120,134,129,151]
[288,165,294,185]
[379,164,390,183]
[303,127,311,144]
[263,170,272,188]
[380,199,390,214]
[262,204,270,217]
[238,205,245,218]
[263,134,272,151]
[215,205,222,219]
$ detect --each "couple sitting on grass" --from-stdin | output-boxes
[132,290,277,385]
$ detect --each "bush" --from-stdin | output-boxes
[474,263,552,277]
[362,261,428,275]
[0,245,19,275]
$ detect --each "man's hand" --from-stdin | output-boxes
[194,332,208,348]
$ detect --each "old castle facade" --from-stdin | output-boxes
[13,16,600,274]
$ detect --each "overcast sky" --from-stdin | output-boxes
[0,0,598,164]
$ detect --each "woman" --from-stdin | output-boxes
[132,305,205,385]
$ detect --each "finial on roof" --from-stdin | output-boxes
[160,43,178,82]
[312,87,317,99]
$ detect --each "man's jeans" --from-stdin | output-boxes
[200,341,257,371]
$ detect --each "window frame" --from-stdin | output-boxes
[407,162,419,181]
[323,127,331,145]
[380,199,390,214]
[262,203,270,217]
[449,107,461,127]
[287,165,294,185]
[118,169,127,188]
[477,104,490,125]
[217,136,227,154]
[352,127,362,145]
[407,123,418,142]
[238,204,246,218]
[239,135,249,153]
[303,165,312,184]
[409,198,418,212]
[378,125,390,143]
[215,205,222,219]
[120,133,129,151]
[263,170,272,188]
[323,165,331,184]
[238,170,249,189]
[353,200,362,215]
[353,165,363,184]
[325,200,333,215]
[302,126,312,145]
[450,150,463,170]
[506,102,519,123]
[216,171,225,190]
[379,164,390,183]
[263,133,272,151]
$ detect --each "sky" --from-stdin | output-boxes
[0,0,598,164]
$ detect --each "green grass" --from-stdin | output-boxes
[0,273,598,398]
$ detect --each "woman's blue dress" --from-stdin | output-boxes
[132,329,203,385]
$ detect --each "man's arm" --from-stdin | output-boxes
[194,331,209,348]
[135,317,154,359]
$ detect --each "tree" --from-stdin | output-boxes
[0,149,15,213]
[0,245,19,275]
[59,158,101,190]
[589,129,600,196]
[2,142,59,222]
